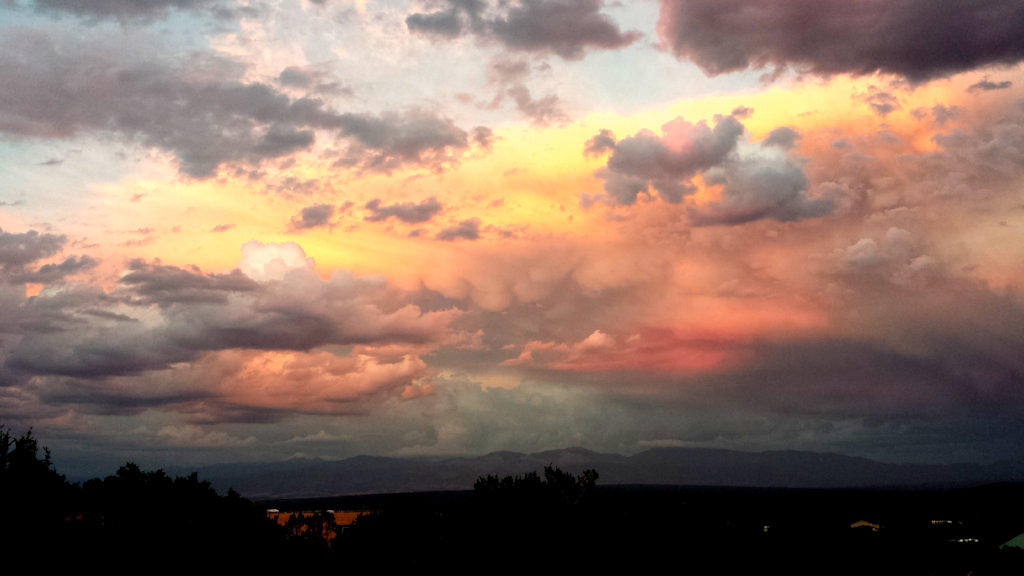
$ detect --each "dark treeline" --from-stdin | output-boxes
[3,425,1024,573]
[0,425,290,568]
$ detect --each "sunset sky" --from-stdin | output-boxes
[2,0,1024,477]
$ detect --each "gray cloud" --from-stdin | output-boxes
[0,228,65,270]
[471,126,494,150]
[437,218,481,240]
[408,0,640,60]
[505,84,567,125]
[406,4,466,38]
[10,255,97,284]
[290,204,335,230]
[687,156,835,226]
[0,228,96,285]
[861,90,901,117]
[584,114,744,205]
[32,0,235,21]
[585,114,836,223]
[930,104,960,127]
[119,259,259,306]
[278,66,318,89]
[583,128,616,157]
[658,0,1024,82]
[365,196,444,224]
[487,58,567,125]
[968,79,1013,92]
[0,31,482,178]
[762,127,801,149]
[3,256,456,384]
[332,110,475,174]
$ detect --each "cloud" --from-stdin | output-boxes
[437,218,481,241]
[10,255,97,284]
[761,127,801,150]
[505,85,567,125]
[405,2,467,38]
[31,0,236,22]
[0,228,95,285]
[0,31,482,178]
[278,66,318,89]
[157,424,256,448]
[3,246,459,384]
[290,204,335,230]
[407,0,641,60]
[860,89,901,117]
[365,196,443,224]
[471,126,495,150]
[486,57,567,125]
[584,114,745,205]
[657,0,1024,82]
[585,114,837,224]
[332,110,478,174]
[0,228,65,270]
[968,79,1013,92]
[118,259,260,306]
[237,240,315,282]
[687,153,836,226]
[583,129,616,157]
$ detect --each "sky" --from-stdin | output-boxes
[2,0,1024,477]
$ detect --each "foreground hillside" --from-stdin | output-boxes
[4,426,1024,573]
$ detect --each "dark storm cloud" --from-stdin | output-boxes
[0,31,481,178]
[968,79,1013,92]
[290,204,335,230]
[436,218,481,240]
[365,196,443,224]
[119,260,259,306]
[657,0,1024,82]
[407,0,640,60]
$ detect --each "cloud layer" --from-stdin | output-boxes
[658,0,1024,81]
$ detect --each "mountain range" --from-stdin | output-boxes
[186,447,1024,500]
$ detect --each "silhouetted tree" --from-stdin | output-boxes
[0,425,75,555]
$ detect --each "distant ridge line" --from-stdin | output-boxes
[188,446,1024,499]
